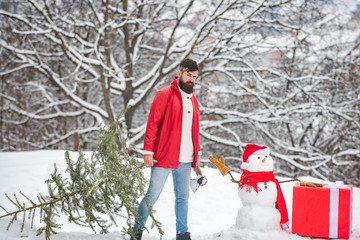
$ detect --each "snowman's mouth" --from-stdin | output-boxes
[260,162,271,167]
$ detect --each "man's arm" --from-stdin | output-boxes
[143,89,169,166]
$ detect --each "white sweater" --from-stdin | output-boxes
[178,88,194,162]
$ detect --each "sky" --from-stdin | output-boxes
[0,150,359,240]
[333,0,360,11]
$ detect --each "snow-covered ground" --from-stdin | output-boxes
[0,150,359,240]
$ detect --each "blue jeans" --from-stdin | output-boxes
[133,162,192,234]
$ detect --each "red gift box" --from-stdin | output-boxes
[292,181,353,239]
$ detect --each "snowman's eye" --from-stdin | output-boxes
[257,156,260,159]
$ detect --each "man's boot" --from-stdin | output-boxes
[130,229,142,240]
[176,232,191,240]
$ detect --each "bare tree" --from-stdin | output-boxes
[0,0,359,185]
[197,0,360,184]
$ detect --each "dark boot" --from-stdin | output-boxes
[130,229,142,240]
[176,232,191,240]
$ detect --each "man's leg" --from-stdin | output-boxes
[133,166,172,231]
[172,162,192,234]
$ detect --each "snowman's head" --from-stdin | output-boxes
[241,144,274,172]
[246,154,274,172]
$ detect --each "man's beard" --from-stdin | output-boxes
[179,76,194,94]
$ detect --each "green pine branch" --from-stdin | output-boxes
[0,191,80,219]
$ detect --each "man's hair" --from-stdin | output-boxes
[179,58,199,72]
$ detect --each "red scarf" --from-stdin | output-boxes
[239,170,289,230]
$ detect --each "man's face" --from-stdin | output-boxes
[178,70,198,94]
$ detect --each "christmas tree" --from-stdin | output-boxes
[0,112,163,239]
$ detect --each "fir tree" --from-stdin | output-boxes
[0,112,163,239]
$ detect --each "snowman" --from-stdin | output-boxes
[236,144,289,231]
[209,144,289,232]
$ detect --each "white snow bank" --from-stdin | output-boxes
[0,151,359,240]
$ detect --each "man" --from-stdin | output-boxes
[131,58,201,240]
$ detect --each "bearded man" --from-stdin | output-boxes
[131,58,201,240]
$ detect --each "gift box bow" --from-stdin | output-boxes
[324,181,350,189]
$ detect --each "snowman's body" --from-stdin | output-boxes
[235,151,281,231]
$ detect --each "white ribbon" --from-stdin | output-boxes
[325,181,349,238]
[325,181,349,190]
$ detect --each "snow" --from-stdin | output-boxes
[0,150,359,240]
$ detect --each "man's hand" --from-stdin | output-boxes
[192,156,200,171]
[144,154,154,168]
[194,155,201,169]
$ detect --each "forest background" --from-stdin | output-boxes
[0,0,359,186]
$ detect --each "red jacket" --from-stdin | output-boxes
[143,77,201,168]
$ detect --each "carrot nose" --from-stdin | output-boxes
[262,158,266,163]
